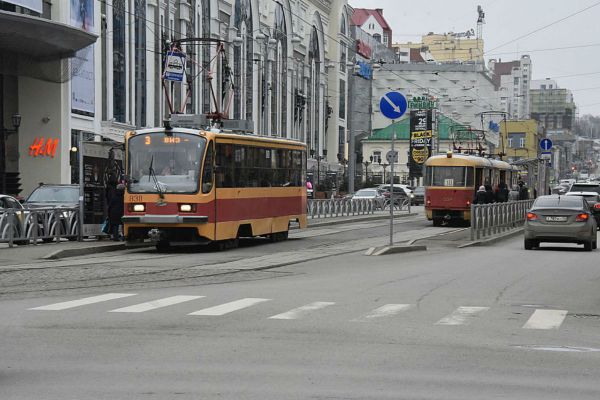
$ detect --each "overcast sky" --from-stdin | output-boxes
[349,0,600,117]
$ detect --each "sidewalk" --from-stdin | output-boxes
[0,210,416,264]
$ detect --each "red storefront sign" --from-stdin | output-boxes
[356,40,372,59]
[29,137,59,158]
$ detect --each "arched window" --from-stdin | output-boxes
[271,3,287,137]
[307,26,320,154]
[340,13,347,35]
[373,33,381,43]
[199,0,211,114]
[233,0,253,121]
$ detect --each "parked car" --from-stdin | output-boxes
[24,184,80,240]
[568,182,600,194]
[0,194,28,243]
[565,191,600,226]
[378,184,414,200]
[412,186,425,205]
[524,194,597,251]
[351,188,385,209]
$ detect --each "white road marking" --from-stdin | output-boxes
[523,309,568,330]
[28,293,137,311]
[268,302,336,320]
[435,306,490,326]
[108,295,205,313]
[354,304,413,321]
[188,298,271,316]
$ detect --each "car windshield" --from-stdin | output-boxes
[533,196,583,209]
[569,184,600,193]
[128,132,206,194]
[27,186,79,203]
[566,193,598,202]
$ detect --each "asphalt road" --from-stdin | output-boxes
[1,216,600,399]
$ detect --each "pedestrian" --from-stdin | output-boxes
[484,183,495,203]
[473,185,489,204]
[495,181,509,202]
[106,181,125,241]
[508,184,520,201]
[518,180,529,200]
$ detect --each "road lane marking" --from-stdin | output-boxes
[435,306,490,326]
[523,309,568,330]
[28,293,137,311]
[268,302,336,320]
[353,304,413,321]
[108,295,205,313]
[188,298,271,316]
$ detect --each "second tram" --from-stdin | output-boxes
[423,152,519,226]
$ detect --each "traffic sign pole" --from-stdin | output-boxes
[379,91,408,248]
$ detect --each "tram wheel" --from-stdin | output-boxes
[524,239,534,250]
[432,218,442,227]
[156,241,170,252]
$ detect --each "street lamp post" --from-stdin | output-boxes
[0,113,22,194]
[379,161,389,185]
[363,155,373,186]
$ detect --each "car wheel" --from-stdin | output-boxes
[584,240,593,251]
[524,239,534,250]
[593,240,597,250]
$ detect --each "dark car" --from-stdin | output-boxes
[412,186,425,205]
[24,184,80,240]
[565,192,600,226]
[524,195,597,251]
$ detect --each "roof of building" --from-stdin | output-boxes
[351,8,391,31]
[366,114,469,141]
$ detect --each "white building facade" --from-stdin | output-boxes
[488,55,532,120]
[1,0,352,196]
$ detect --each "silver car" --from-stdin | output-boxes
[524,195,597,251]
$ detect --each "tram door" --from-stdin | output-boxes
[475,168,483,189]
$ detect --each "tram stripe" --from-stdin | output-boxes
[28,293,137,311]
[108,295,205,313]
[354,304,413,321]
[435,306,490,325]
[188,298,271,316]
[523,309,568,330]
[268,302,336,320]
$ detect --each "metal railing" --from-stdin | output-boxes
[470,200,535,241]
[307,197,411,219]
[0,207,80,247]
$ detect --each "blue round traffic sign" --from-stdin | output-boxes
[540,138,553,151]
[380,92,408,120]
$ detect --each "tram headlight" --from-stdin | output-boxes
[132,204,145,212]
[179,204,194,213]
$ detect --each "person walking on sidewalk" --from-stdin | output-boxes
[473,185,489,204]
[106,181,125,241]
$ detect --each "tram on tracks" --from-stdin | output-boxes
[122,124,307,250]
[423,152,519,226]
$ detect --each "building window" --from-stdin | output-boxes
[373,151,382,164]
[112,0,126,123]
[339,44,346,72]
[338,79,346,119]
[233,0,254,122]
[373,33,381,43]
[338,126,345,159]
[508,133,525,148]
[134,0,146,127]
[270,3,287,137]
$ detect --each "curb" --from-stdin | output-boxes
[306,212,417,229]
[365,244,427,256]
[42,243,127,260]
[457,228,524,248]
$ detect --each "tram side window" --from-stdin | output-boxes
[216,143,235,188]
[425,166,433,186]
[466,167,474,187]
[202,141,214,193]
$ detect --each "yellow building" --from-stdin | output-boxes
[501,120,541,161]
[393,32,484,63]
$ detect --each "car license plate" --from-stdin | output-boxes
[546,216,567,222]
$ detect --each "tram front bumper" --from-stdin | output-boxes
[122,215,208,224]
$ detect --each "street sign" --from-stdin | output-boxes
[379,92,408,120]
[540,138,553,151]
[386,150,398,163]
[541,151,551,160]
[164,51,187,82]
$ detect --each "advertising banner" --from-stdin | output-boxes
[409,110,433,178]
[70,0,95,116]
[164,51,187,82]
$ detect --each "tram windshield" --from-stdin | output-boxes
[426,166,474,187]
[127,132,206,194]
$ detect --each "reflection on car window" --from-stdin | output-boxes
[534,196,583,208]
[27,187,79,203]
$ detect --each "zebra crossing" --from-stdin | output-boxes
[27,292,572,330]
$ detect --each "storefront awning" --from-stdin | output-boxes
[0,10,97,60]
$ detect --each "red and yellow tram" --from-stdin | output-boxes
[423,152,519,226]
[122,126,307,249]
